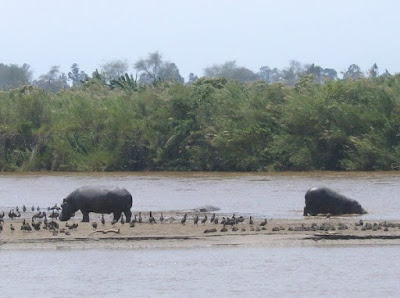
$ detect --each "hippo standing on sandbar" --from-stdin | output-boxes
[59,186,132,222]
[303,187,367,216]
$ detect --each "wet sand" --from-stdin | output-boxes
[1,211,400,249]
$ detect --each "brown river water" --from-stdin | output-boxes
[0,171,399,296]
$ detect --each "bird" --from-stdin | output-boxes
[32,221,41,231]
[181,214,187,225]
[131,214,137,224]
[259,219,268,227]
[249,216,254,225]
[31,206,35,211]
[193,215,199,225]
[101,214,105,225]
[160,213,164,223]
[10,224,15,232]
[92,222,98,230]
[149,212,156,224]
[210,213,215,223]
[214,217,219,224]
[22,205,27,212]
[15,206,19,212]
[138,212,143,224]
[36,206,40,211]
[201,215,208,225]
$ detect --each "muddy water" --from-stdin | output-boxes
[1,246,400,297]
[0,172,399,296]
[0,171,399,219]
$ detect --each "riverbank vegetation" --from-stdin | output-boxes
[0,71,399,172]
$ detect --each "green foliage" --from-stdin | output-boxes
[0,76,399,172]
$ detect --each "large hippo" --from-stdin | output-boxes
[59,186,132,222]
[303,187,367,216]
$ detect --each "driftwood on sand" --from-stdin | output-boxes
[88,228,120,236]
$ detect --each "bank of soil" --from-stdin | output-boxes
[1,211,400,249]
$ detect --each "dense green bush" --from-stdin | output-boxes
[0,76,399,171]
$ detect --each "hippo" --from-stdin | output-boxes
[303,187,367,216]
[59,186,132,222]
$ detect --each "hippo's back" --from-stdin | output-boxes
[71,186,132,213]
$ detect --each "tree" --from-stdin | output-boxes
[204,60,258,82]
[33,66,69,92]
[134,51,184,84]
[304,64,338,83]
[368,63,379,78]
[281,60,304,86]
[343,64,363,80]
[100,59,129,82]
[0,63,32,90]
[257,66,281,83]
[187,73,199,84]
[68,63,88,87]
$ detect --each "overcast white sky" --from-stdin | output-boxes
[1,0,399,80]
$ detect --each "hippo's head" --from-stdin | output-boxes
[59,199,73,221]
[350,200,367,215]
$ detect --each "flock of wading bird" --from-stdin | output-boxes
[1,206,400,237]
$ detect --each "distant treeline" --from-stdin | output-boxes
[0,51,394,92]
[0,71,399,172]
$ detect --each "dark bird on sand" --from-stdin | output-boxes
[149,212,156,224]
[92,222,98,230]
[249,216,254,225]
[193,215,199,225]
[49,210,59,219]
[138,212,143,224]
[201,215,208,225]
[15,206,19,212]
[210,213,215,223]
[101,214,105,225]
[68,223,78,230]
[214,217,219,224]
[259,219,268,227]
[10,224,15,232]
[160,213,164,223]
[181,214,187,225]
[31,206,35,212]
[32,221,41,231]
[131,215,137,225]
[22,205,27,212]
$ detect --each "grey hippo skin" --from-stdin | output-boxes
[303,187,367,216]
[59,186,132,222]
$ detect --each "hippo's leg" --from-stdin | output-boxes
[113,211,122,222]
[303,207,308,216]
[124,210,132,222]
[82,211,90,222]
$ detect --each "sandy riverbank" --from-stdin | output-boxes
[1,211,400,249]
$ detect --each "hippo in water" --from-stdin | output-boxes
[303,187,367,216]
[59,186,132,222]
